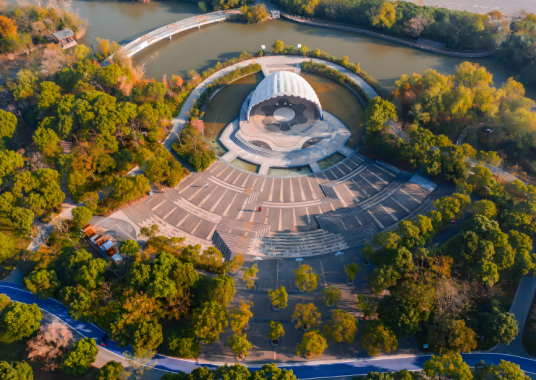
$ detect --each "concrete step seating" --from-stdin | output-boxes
[320,156,375,196]
[212,231,254,260]
[249,229,349,257]
[218,217,271,238]
[339,223,378,248]
[198,172,260,203]
[231,132,320,160]
[316,171,413,225]
[122,203,153,225]
[381,183,455,232]
[164,188,223,224]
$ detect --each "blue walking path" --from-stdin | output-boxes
[2,283,536,378]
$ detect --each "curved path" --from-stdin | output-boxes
[281,13,494,58]
[2,283,536,378]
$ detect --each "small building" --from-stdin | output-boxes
[52,29,77,50]
[82,225,122,262]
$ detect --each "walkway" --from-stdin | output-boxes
[3,283,536,378]
[281,13,495,58]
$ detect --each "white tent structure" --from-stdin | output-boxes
[247,71,323,121]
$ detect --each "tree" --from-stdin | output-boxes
[27,323,73,371]
[165,331,201,359]
[24,269,60,299]
[295,330,328,359]
[483,310,518,346]
[0,232,15,262]
[322,309,357,344]
[474,360,530,380]
[127,320,163,354]
[0,110,17,142]
[0,15,17,39]
[345,262,361,282]
[0,150,24,178]
[377,294,428,337]
[33,127,61,158]
[0,361,33,380]
[61,338,98,376]
[251,363,298,380]
[268,286,288,310]
[10,207,34,234]
[269,321,285,343]
[229,301,253,334]
[71,206,92,228]
[272,40,284,53]
[423,354,472,380]
[97,361,125,380]
[362,97,397,136]
[321,286,342,307]
[403,14,429,38]
[0,298,42,343]
[429,319,477,354]
[191,301,228,345]
[120,239,140,256]
[294,264,319,293]
[208,275,236,308]
[123,349,158,380]
[471,200,497,220]
[225,333,252,360]
[243,263,258,290]
[245,4,269,23]
[369,2,396,29]
[225,253,244,274]
[360,322,398,356]
[291,303,321,330]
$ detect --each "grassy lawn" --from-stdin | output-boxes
[0,336,99,380]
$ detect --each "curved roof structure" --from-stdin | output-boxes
[247,71,323,121]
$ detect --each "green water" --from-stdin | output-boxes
[318,152,346,170]
[268,166,313,177]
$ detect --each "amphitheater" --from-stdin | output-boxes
[112,57,455,261]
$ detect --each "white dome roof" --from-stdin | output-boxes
[247,71,323,121]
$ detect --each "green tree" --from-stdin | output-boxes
[0,361,33,380]
[291,303,321,330]
[250,363,298,380]
[71,206,92,228]
[191,301,228,345]
[361,322,398,357]
[362,97,397,136]
[0,232,15,262]
[423,354,472,380]
[128,320,163,354]
[369,2,396,28]
[294,264,319,293]
[23,269,60,299]
[471,200,497,220]
[267,286,288,310]
[33,127,61,158]
[295,330,328,359]
[10,207,34,234]
[225,333,252,360]
[208,275,236,308]
[269,321,285,342]
[165,331,201,359]
[369,265,401,295]
[225,253,244,274]
[272,40,284,53]
[429,319,477,354]
[0,150,24,179]
[474,360,530,380]
[243,263,258,290]
[345,262,361,282]
[229,301,253,334]
[0,110,17,140]
[0,297,42,343]
[483,310,518,346]
[321,286,342,307]
[322,309,357,344]
[62,338,98,376]
[97,361,125,380]
[377,294,429,337]
[120,239,140,256]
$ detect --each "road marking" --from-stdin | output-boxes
[236,199,249,220]
[197,186,218,207]
[391,196,411,213]
[342,183,359,203]
[264,208,270,225]
[343,162,353,171]
[268,179,275,202]
[223,168,235,182]
[293,208,297,230]
[152,200,167,211]
[373,164,396,177]
[250,207,256,222]
[354,215,363,226]
[340,218,348,230]
[176,213,189,227]
[305,207,312,229]
[280,179,284,203]
[336,166,345,176]
[278,209,282,231]
[381,204,399,221]
[209,190,228,212]
[352,178,370,197]
[368,170,389,184]
[367,210,384,229]
[190,219,203,235]
[330,202,335,211]
[290,180,295,202]
[163,207,177,220]
[359,173,381,191]
[306,176,316,199]
[187,185,206,201]
[206,224,217,240]
[232,171,244,185]
[319,258,328,287]
[332,187,348,208]
[260,177,267,194]
[240,174,250,188]
[222,193,238,216]
[298,178,306,201]
[401,188,422,203]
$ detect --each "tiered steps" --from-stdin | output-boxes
[164,188,222,223]
[249,229,349,257]
[339,223,378,248]
[320,156,375,196]
[212,231,254,260]
[315,171,413,229]
[122,203,153,225]
[217,217,271,238]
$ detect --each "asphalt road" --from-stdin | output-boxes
[3,283,536,379]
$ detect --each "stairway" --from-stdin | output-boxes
[339,223,378,248]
